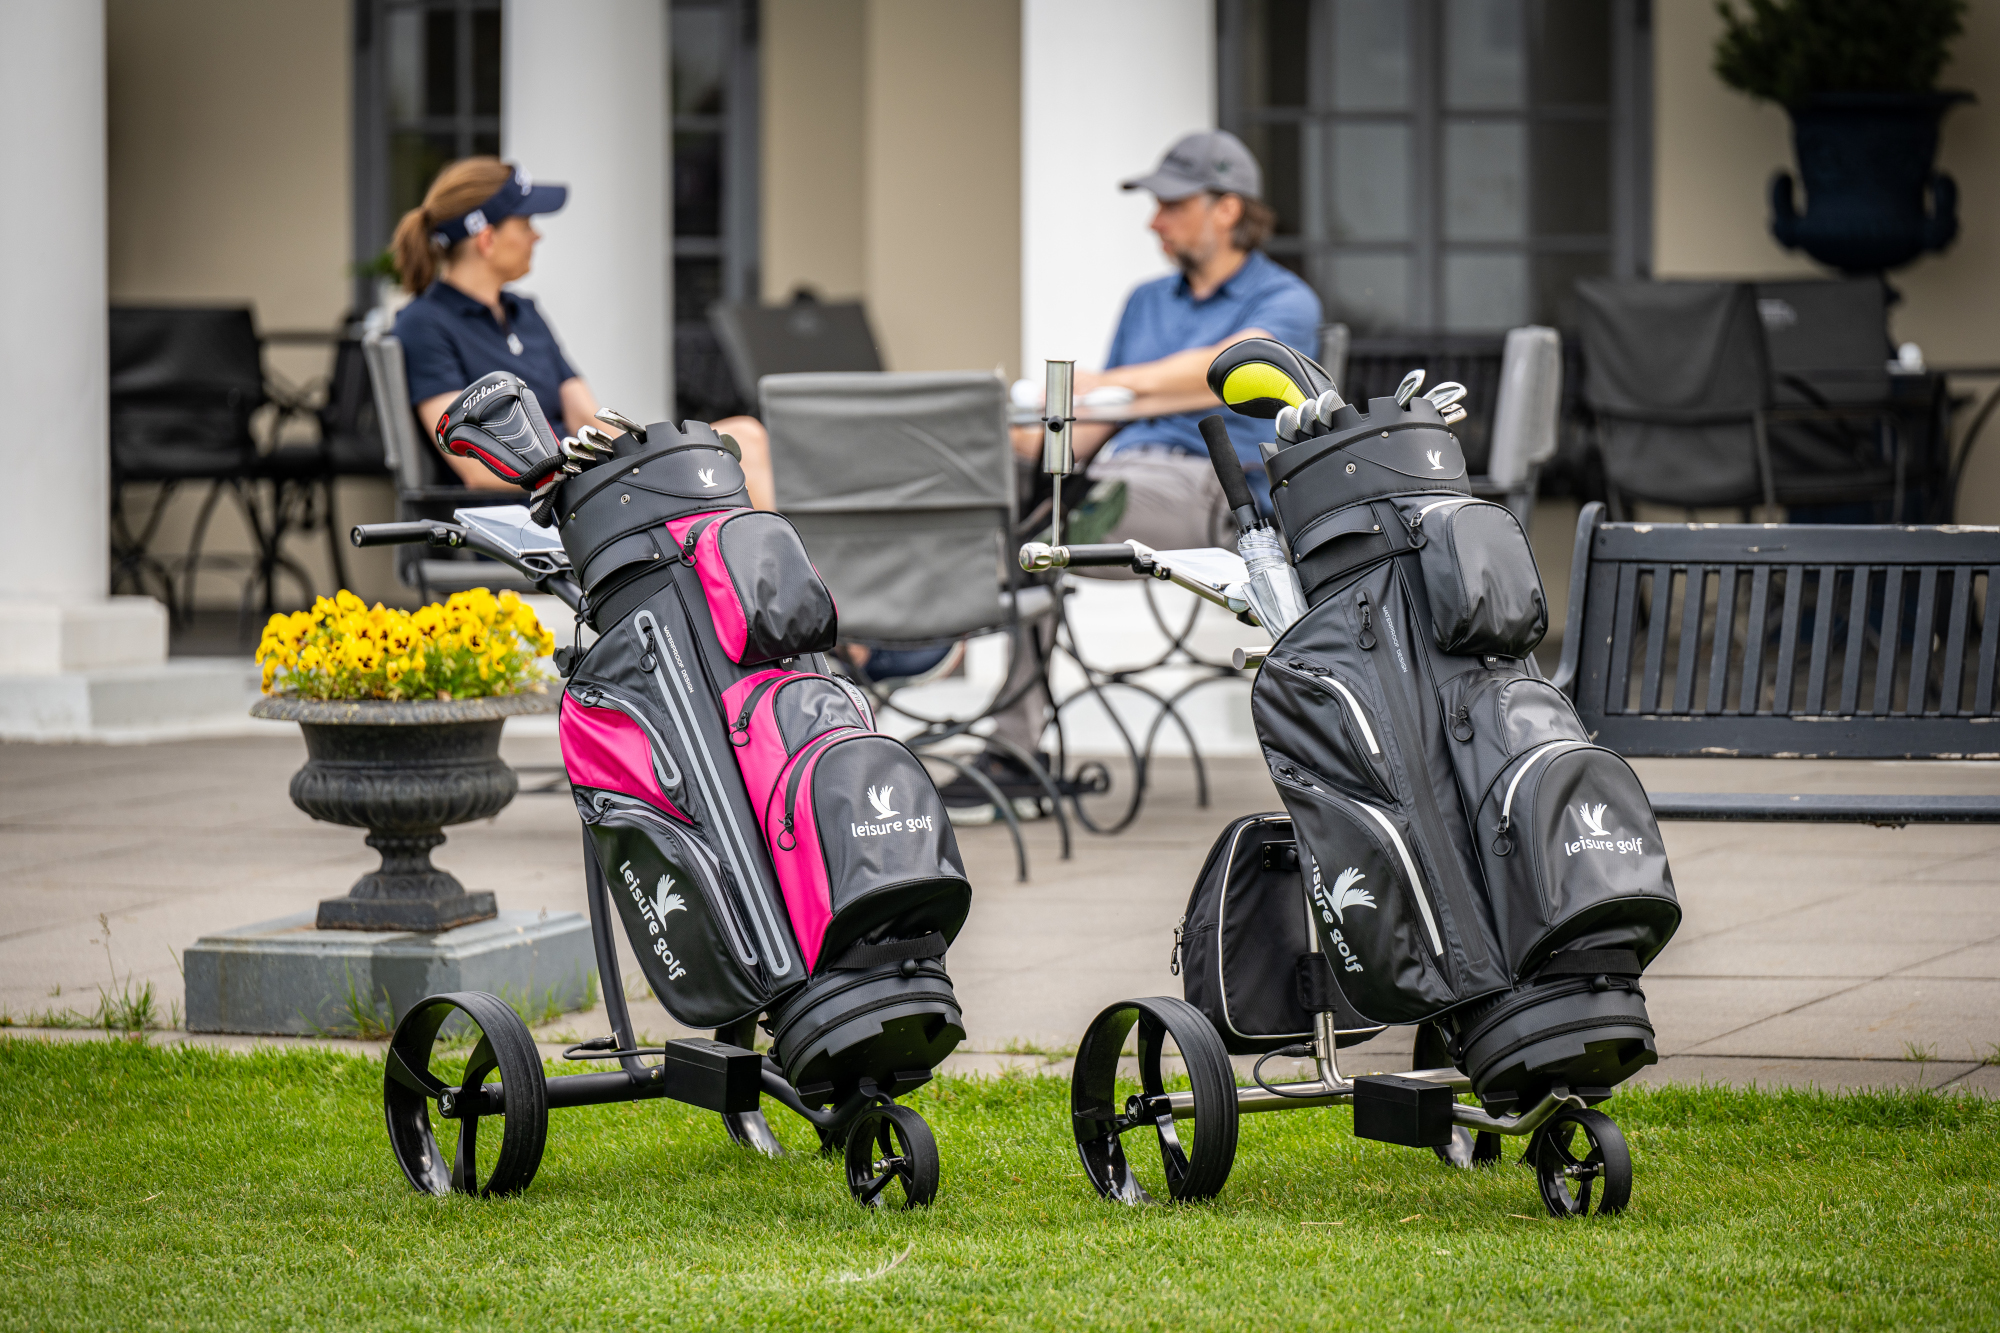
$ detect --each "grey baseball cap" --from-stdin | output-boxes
[1120,130,1262,201]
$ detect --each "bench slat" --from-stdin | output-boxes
[1908,564,1938,715]
[1873,565,1905,716]
[1805,564,1837,714]
[1941,566,1971,716]
[1607,561,1640,715]
[1640,563,1671,714]
[1673,564,1704,714]
[1740,564,1772,715]
[1978,568,2000,716]
[1840,564,1871,715]
[1772,564,1805,713]
[1647,792,2000,826]
[1707,564,1739,715]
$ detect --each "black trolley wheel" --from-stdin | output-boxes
[1413,1021,1501,1169]
[1070,996,1239,1204]
[383,991,548,1197]
[1529,1107,1632,1218]
[843,1103,939,1208]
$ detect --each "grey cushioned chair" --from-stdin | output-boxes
[1470,325,1564,527]
[760,370,1063,877]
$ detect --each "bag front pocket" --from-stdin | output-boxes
[1476,742,1681,978]
[1269,762,1458,1025]
[1396,496,1546,657]
[665,509,838,665]
[1257,657,1397,803]
[582,800,771,1028]
[762,731,971,973]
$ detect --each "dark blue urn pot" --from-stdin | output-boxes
[1771,91,1972,274]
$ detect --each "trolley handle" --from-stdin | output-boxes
[350,520,465,549]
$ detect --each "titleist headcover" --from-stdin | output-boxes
[436,371,566,488]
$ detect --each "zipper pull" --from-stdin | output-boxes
[1492,813,1513,857]
[1451,703,1474,742]
[1356,593,1377,651]
[776,814,796,852]
[1406,510,1428,549]
[1169,918,1185,976]
[730,700,755,746]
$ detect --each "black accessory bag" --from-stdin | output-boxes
[1177,814,1379,1055]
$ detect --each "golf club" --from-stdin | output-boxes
[1395,368,1426,408]
[595,408,647,441]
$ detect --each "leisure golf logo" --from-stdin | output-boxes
[698,468,717,488]
[851,782,935,839]
[1308,857,1374,973]
[1565,801,1647,857]
[1426,449,1445,471]
[619,860,689,980]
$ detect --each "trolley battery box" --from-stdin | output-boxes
[662,1038,764,1115]
[1352,1074,1454,1148]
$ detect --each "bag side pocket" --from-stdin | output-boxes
[582,802,771,1028]
[1398,496,1547,657]
[668,509,838,665]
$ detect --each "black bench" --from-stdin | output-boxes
[1549,502,2000,825]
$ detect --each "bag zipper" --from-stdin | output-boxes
[1272,764,1444,958]
[770,727,866,851]
[1404,496,1477,549]
[1491,740,1589,856]
[633,605,795,979]
[570,682,686,798]
[588,793,759,968]
[728,672,798,747]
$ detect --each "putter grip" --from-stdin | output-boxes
[1199,415,1257,515]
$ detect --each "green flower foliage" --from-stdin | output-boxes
[1714,0,1968,108]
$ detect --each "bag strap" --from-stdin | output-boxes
[829,932,948,971]
[1535,948,1642,979]
[1294,951,1371,1030]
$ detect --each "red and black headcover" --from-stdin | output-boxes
[435,371,565,488]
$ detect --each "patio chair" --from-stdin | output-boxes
[109,305,317,624]
[711,289,883,407]
[1468,325,1564,527]
[1574,278,1776,516]
[358,324,536,600]
[759,370,1068,878]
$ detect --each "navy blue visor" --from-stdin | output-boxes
[431,166,568,248]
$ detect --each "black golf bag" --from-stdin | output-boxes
[1200,343,1682,1113]
[551,420,972,1105]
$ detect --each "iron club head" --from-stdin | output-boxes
[1425,381,1468,411]
[1394,368,1426,408]
[594,409,647,441]
[1440,403,1468,427]
[1313,387,1346,428]
[1275,404,1302,442]
[576,425,618,453]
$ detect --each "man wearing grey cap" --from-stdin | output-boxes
[958,131,1321,818]
[1012,129,1322,533]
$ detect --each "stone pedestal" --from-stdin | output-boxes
[184,909,594,1035]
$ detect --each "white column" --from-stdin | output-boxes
[1021,0,1216,376]
[0,0,166,674]
[503,0,674,424]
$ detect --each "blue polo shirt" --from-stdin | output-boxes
[394,281,579,430]
[1102,250,1322,508]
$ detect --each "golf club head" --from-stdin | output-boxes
[1205,338,1336,419]
[437,371,566,488]
[1440,403,1468,427]
[1313,387,1347,429]
[1275,404,1303,442]
[595,408,647,442]
[1395,368,1427,409]
[576,425,618,453]
[1425,381,1468,411]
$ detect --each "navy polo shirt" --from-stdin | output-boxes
[394,281,579,431]
[1101,250,1322,499]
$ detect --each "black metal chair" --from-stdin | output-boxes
[109,306,321,625]
[358,324,536,600]
[710,289,884,408]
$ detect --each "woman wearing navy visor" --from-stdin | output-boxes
[391,157,773,504]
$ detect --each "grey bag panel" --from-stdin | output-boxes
[760,371,1013,514]
[1397,497,1548,657]
[788,509,1010,642]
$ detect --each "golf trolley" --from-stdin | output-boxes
[1021,344,1675,1221]
[351,389,975,1210]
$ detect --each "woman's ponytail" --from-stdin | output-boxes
[388,156,514,294]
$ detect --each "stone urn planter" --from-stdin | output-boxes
[1770,91,1971,274]
[251,691,558,932]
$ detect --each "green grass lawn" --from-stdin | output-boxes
[2,1038,1995,1331]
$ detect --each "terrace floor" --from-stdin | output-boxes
[3,728,1996,1094]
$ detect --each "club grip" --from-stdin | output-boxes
[1199,415,1258,517]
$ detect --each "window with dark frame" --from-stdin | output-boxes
[1219,0,1650,336]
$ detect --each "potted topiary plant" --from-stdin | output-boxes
[251,588,558,932]
[1715,0,1971,272]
